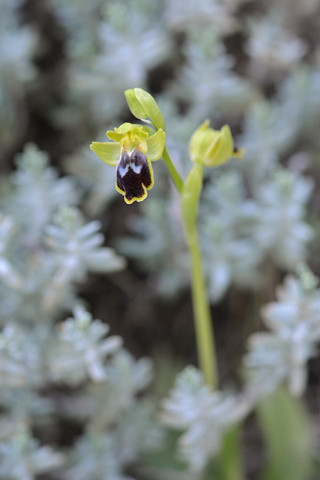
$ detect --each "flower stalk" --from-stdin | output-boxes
[162,146,184,194]
[188,224,218,389]
[181,161,218,388]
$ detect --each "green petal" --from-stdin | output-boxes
[114,122,134,134]
[106,131,123,142]
[107,123,136,141]
[90,141,120,166]
[133,126,149,142]
[189,120,220,163]
[146,129,166,162]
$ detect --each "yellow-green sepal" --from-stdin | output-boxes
[189,120,220,164]
[106,131,123,142]
[115,122,134,133]
[206,125,238,167]
[106,123,135,142]
[90,141,120,166]
[125,88,166,132]
[146,129,166,162]
[207,125,234,167]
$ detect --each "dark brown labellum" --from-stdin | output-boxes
[116,148,154,204]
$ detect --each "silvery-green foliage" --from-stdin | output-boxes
[244,265,320,396]
[261,0,320,20]
[199,167,313,302]
[66,431,132,480]
[0,304,155,479]
[0,254,72,326]
[0,213,22,290]
[277,66,320,140]
[44,204,123,278]
[0,143,82,323]
[0,304,123,410]
[0,388,53,424]
[118,197,189,298]
[0,139,149,479]
[201,216,261,302]
[65,353,160,480]
[240,64,320,183]
[49,305,122,384]
[0,1,36,82]
[114,401,163,463]
[0,324,42,390]
[64,143,118,215]
[49,0,105,59]
[67,403,163,480]
[78,5,170,123]
[253,168,313,269]
[60,349,152,428]
[173,31,257,122]
[161,366,250,472]
[239,100,298,183]
[0,0,37,150]
[60,350,153,428]
[54,0,170,126]
[164,0,240,35]
[245,334,291,397]
[0,143,125,320]
[199,171,263,302]
[0,427,64,480]
[245,13,308,72]
[3,143,79,245]
[97,351,153,425]
[43,205,125,311]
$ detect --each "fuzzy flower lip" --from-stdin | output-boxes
[189,120,245,167]
[90,123,165,204]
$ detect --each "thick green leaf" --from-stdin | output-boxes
[204,424,244,480]
[142,430,187,472]
[257,387,314,480]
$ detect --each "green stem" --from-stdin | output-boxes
[163,147,218,389]
[188,229,218,389]
[162,146,183,194]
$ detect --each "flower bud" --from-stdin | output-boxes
[189,120,244,167]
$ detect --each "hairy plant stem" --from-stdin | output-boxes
[163,148,218,389]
